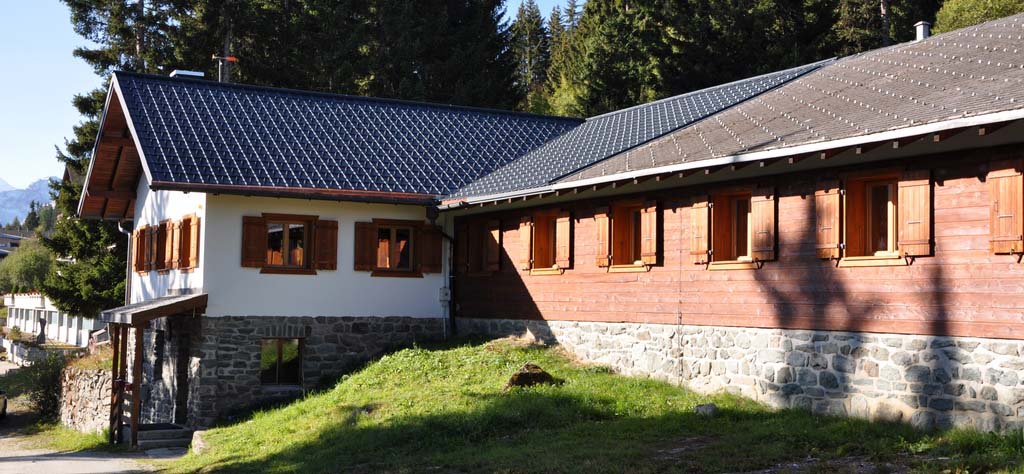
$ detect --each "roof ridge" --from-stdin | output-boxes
[584,58,836,122]
[112,71,585,124]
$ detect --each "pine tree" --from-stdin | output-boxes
[565,0,581,29]
[511,0,552,113]
[934,0,1024,32]
[23,202,40,231]
[549,6,566,47]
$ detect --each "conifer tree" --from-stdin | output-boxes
[511,0,552,113]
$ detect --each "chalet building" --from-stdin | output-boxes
[78,15,1024,445]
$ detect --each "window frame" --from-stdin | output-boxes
[610,202,644,268]
[261,213,317,275]
[836,170,909,267]
[259,337,304,386]
[371,218,422,277]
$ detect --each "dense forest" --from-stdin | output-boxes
[39,0,1021,315]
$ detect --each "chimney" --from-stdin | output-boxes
[914,21,931,42]
[169,70,205,79]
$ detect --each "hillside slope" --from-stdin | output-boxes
[160,339,1024,474]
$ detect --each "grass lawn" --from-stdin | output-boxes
[160,338,1024,473]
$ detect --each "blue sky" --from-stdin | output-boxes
[0,1,568,190]
[0,2,99,189]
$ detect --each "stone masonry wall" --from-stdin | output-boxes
[458,318,1024,432]
[60,367,112,434]
[189,315,446,427]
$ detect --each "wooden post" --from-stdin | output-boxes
[108,324,120,445]
[131,324,142,448]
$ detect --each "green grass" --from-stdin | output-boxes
[155,338,1024,473]
[18,423,114,452]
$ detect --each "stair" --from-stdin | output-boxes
[121,423,193,450]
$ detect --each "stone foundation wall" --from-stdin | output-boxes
[60,367,112,433]
[458,318,1024,432]
[189,315,446,427]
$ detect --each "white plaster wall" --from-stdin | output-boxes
[130,179,207,303]
[203,194,448,318]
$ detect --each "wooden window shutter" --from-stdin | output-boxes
[176,219,189,268]
[133,229,146,272]
[241,216,267,268]
[640,201,658,265]
[690,198,710,264]
[189,216,201,268]
[419,225,443,273]
[751,187,777,261]
[455,223,468,274]
[485,219,501,272]
[897,170,932,257]
[353,221,377,271]
[988,160,1024,254]
[555,211,572,269]
[594,207,611,267]
[146,225,157,271]
[814,180,842,259]
[315,220,339,270]
[518,216,534,270]
[166,221,179,269]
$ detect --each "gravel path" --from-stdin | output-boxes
[0,361,153,474]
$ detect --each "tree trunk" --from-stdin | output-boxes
[880,0,891,46]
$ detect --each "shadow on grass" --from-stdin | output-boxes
[181,338,1005,474]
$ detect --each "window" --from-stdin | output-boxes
[242,214,337,274]
[377,225,413,271]
[518,211,571,274]
[454,219,500,275]
[711,193,754,262]
[694,188,775,268]
[595,201,657,271]
[354,219,442,276]
[132,215,202,274]
[260,338,302,385]
[815,170,931,266]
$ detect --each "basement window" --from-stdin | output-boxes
[260,338,303,385]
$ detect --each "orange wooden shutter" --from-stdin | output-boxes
[168,221,180,269]
[518,216,533,270]
[315,219,339,270]
[189,216,201,268]
[989,160,1024,254]
[751,187,776,261]
[690,198,710,264]
[843,179,866,257]
[555,211,572,268]
[353,221,377,271]
[177,219,189,268]
[594,207,611,267]
[640,201,658,265]
[241,216,267,268]
[133,229,146,272]
[815,181,842,259]
[419,225,443,273]
[455,223,468,273]
[898,170,932,257]
[485,219,501,272]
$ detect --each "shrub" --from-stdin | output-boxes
[10,326,22,340]
[23,351,68,421]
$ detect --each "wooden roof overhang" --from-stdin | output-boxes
[99,293,208,326]
[78,83,146,221]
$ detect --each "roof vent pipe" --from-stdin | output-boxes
[914,21,931,41]
[169,70,205,79]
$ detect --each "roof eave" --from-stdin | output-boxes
[150,181,439,206]
[448,108,1024,208]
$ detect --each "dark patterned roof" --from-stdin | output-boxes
[113,72,581,197]
[448,60,831,199]
[563,14,1024,183]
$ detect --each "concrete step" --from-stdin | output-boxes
[138,438,191,450]
[138,428,193,441]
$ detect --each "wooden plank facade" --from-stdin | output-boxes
[453,147,1024,340]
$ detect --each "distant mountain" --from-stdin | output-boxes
[0,177,14,192]
[0,178,56,226]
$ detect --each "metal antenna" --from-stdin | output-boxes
[212,54,238,83]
